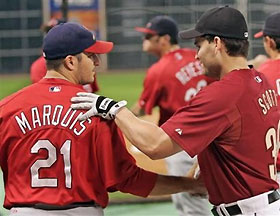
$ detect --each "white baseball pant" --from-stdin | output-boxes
[165,151,211,216]
[9,206,104,216]
[213,189,280,216]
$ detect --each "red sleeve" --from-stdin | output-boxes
[161,85,232,157]
[96,120,157,197]
[30,56,47,83]
[138,66,161,114]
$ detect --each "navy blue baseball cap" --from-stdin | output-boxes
[43,22,113,60]
[179,6,248,40]
[135,16,178,39]
[254,12,280,38]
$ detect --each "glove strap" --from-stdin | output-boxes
[96,96,127,120]
[108,100,127,119]
[96,96,116,113]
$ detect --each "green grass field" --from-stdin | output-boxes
[0,72,178,216]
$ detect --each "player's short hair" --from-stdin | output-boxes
[166,34,178,45]
[265,36,280,52]
[46,53,82,71]
[203,35,249,58]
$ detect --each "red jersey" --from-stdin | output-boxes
[161,69,279,205]
[139,48,215,126]
[0,78,157,209]
[258,59,280,171]
[30,56,99,92]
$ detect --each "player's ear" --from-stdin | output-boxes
[63,55,76,71]
[162,34,171,43]
[213,36,222,54]
[269,37,277,50]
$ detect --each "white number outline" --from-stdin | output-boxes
[184,79,207,102]
[276,79,280,96]
[265,120,280,180]
[30,140,72,188]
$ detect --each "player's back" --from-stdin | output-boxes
[152,48,214,125]
[199,68,280,204]
[0,78,123,209]
[258,59,280,100]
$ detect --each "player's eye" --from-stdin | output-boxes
[143,34,156,40]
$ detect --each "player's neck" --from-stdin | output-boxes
[45,69,77,84]
[160,44,180,57]
[269,50,280,60]
[220,56,249,78]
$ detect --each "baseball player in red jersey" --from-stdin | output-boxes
[30,18,99,93]
[254,12,280,184]
[133,15,214,215]
[72,6,280,216]
[0,23,205,216]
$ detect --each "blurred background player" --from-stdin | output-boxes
[0,22,205,216]
[254,12,280,183]
[132,15,213,215]
[30,18,99,93]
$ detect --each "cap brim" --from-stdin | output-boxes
[135,27,157,35]
[85,40,114,54]
[179,28,204,39]
[254,31,263,38]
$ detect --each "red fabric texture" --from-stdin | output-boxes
[0,79,157,209]
[138,48,215,126]
[162,69,279,205]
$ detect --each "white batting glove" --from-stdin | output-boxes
[71,92,127,120]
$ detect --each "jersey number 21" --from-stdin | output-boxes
[30,140,72,188]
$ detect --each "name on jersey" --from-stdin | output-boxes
[14,105,91,136]
[175,61,203,85]
[258,89,278,115]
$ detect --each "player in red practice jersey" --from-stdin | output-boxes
[254,12,280,183]
[30,18,99,93]
[71,6,280,216]
[132,16,214,215]
[0,23,205,216]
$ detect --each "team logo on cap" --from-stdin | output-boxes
[244,32,249,38]
[146,22,152,28]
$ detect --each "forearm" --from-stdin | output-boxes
[115,107,180,159]
[71,93,181,158]
[149,175,203,196]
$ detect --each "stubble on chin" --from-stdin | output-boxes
[205,64,222,80]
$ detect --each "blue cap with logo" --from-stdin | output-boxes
[254,12,280,38]
[43,22,113,60]
[135,15,178,39]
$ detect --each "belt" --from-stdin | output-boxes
[211,190,280,216]
[13,201,99,210]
